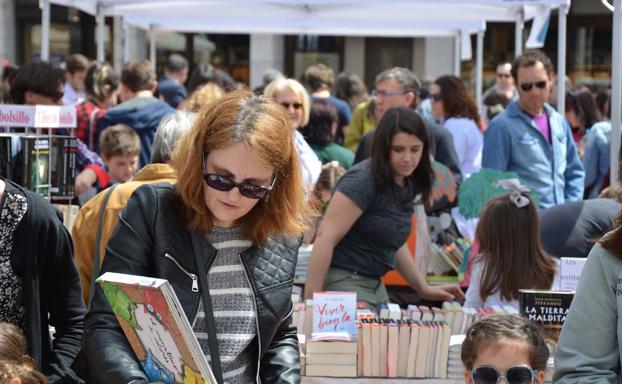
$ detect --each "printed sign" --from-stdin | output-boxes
[0,105,76,128]
[312,291,357,337]
[559,257,586,292]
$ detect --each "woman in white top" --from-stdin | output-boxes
[464,182,559,310]
[430,75,483,178]
[265,78,322,192]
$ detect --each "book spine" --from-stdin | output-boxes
[67,136,76,197]
[20,137,31,188]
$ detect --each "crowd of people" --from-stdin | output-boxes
[0,46,620,383]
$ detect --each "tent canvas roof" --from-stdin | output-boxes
[49,0,568,35]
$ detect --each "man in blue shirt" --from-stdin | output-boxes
[482,50,584,209]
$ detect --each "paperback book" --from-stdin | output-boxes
[519,289,574,346]
[97,272,216,384]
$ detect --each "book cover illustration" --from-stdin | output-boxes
[519,289,574,347]
[98,272,216,384]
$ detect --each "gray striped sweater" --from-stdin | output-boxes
[193,226,258,383]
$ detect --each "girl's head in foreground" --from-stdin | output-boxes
[462,315,548,384]
[173,90,310,244]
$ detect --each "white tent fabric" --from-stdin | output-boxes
[50,0,568,30]
[45,0,569,116]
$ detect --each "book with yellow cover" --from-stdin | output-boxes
[97,272,216,384]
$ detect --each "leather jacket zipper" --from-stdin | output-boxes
[164,253,199,292]
[239,254,262,384]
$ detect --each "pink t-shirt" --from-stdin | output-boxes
[532,112,550,143]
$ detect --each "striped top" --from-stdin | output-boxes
[193,226,258,384]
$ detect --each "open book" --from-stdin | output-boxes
[97,272,217,384]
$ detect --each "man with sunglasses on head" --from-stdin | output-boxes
[482,50,584,209]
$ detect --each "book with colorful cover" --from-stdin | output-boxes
[97,272,216,384]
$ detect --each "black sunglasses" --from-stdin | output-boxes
[471,365,536,384]
[203,172,277,200]
[519,81,547,92]
[281,102,303,110]
[429,93,442,102]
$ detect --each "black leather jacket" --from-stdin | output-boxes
[75,183,301,383]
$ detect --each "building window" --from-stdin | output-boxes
[285,35,344,81]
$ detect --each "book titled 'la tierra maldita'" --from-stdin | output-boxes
[97,272,217,384]
[519,289,574,344]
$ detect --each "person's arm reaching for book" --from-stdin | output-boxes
[554,244,621,384]
[304,191,363,301]
[394,243,464,302]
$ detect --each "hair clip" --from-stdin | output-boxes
[493,178,531,208]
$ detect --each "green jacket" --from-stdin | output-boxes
[554,241,622,383]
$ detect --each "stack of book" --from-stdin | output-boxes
[428,238,470,277]
[446,335,466,380]
[305,338,358,377]
[295,245,312,284]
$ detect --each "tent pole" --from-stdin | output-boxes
[123,24,130,62]
[96,2,105,62]
[612,0,622,185]
[556,5,567,115]
[149,24,157,70]
[515,8,524,57]
[476,30,484,111]
[113,16,123,72]
[454,33,460,77]
[40,0,50,61]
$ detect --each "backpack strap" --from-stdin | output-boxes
[87,183,118,307]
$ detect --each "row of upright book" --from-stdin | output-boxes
[0,133,77,198]
[294,294,557,379]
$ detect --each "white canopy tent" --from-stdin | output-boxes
[43,0,569,115]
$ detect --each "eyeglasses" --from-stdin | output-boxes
[471,365,537,384]
[372,89,405,98]
[519,81,547,92]
[203,172,277,200]
[497,73,512,79]
[35,89,64,102]
[429,93,442,102]
[281,102,303,110]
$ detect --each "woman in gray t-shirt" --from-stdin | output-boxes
[305,107,463,307]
